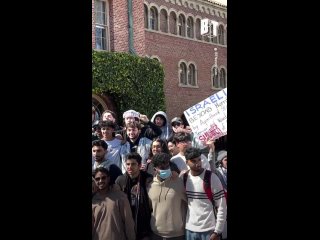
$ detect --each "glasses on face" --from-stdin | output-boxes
[95,176,107,181]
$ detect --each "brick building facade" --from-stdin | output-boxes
[92,0,227,123]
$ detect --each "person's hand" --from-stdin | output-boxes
[206,139,215,150]
[173,126,192,133]
[183,126,192,133]
[139,114,149,124]
[209,232,220,240]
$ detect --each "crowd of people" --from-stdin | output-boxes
[91,107,228,240]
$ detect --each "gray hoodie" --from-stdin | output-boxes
[151,111,171,141]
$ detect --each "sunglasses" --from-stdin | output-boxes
[94,176,107,181]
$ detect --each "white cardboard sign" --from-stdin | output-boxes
[184,88,227,144]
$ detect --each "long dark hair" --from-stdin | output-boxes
[148,138,170,159]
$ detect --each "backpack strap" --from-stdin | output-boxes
[183,170,190,188]
[203,170,217,219]
[184,169,218,219]
[203,170,214,204]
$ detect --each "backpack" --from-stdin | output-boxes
[183,169,218,219]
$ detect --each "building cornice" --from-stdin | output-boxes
[204,0,227,8]
[162,0,227,18]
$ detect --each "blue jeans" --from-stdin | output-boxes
[150,232,185,240]
[186,229,221,240]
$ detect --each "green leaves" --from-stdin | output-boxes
[92,50,165,121]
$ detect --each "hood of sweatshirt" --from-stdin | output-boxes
[151,111,171,140]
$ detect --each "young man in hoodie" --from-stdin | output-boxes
[151,111,171,141]
[183,147,227,240]
[147,153,187,240]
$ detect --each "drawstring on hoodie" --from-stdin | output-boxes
[158,184,163,202]
[157,175,171,201]
[164,187,170,200]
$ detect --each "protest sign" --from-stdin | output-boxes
[184,88,227,144]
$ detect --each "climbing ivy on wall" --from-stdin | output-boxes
[92,50,166,122]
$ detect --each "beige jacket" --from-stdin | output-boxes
[92,188,136,240]
[148,171,187,238]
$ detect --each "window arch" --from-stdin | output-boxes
[169,12,177,34]
[151,55,161,62]
[212,66,227,89]
[92,94,108,122]
[160,9,168,33]
[179,62,187,85]
[218,25,225,45]
[150,7,158,30]
[188,64,196,86]
[179,61,197,87]
[187,17,194,38]
[178,14,186,37]
[212,66,219,88]
[220,68,227,88]
[144,4,148,28]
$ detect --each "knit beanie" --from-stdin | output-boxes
[217,150,227,162]
[123,109,140,119]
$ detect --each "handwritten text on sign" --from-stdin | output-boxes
[184,88,227,143]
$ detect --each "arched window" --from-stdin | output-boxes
[150,7,158,30]
[169,12,177,34]
[188,64,196,86]
[220,68,227,88]
[212,67,219,88]
[144,4,148,28]
[160,9,168,33]
[180,62,187,85]
[151,57,160,62]
[178,14,186,36]
[218,25,225,45]
[187,17,194,38]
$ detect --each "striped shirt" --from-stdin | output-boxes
[184,170,227,233]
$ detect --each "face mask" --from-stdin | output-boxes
[159,169,172,179]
